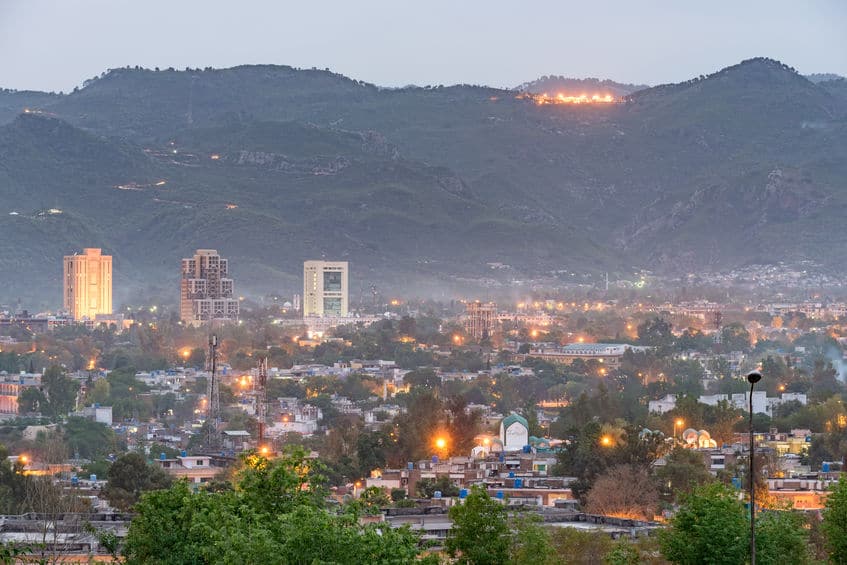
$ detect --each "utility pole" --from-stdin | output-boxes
[747,370,762,565]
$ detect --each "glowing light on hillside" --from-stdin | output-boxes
[600,435,613,447]
[517,92,617,105]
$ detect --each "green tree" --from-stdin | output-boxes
[123,448,424,564]
[17,388,47,415]
[659,482,747,565]
[721,323,751,353]
[637,317,673,350]
[509,514,554,565]
[63,417,116,459]
[103,452,173,511]
[446,485,509,565]
[42,365,78,416]
[756,510,810,565]
[656,447,713,502]
[416,476,460,498]
[822,474,847,563]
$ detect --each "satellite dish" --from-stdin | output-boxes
[682,428,699,445]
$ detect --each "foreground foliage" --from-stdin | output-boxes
[123,447,425,564]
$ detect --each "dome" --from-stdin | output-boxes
[501,413,529,430]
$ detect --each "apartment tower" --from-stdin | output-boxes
[180,249,239,326]
[63,248,112,320]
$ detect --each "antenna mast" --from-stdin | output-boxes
[257,356,268,449]
[205,334,220,448]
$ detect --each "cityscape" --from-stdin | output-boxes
[1,2,847,564]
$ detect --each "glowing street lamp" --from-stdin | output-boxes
[435,437,447,450]
[599,435,612,447]
[674,418,684,445]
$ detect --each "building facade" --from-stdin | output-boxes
[180,249,239,326]
[303,261,348,317]
[463,301,497,340]
[63,248,112,320]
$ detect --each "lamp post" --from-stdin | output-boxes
[747,370,762,565]
[674,418,684,446]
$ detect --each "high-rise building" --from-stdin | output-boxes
[463,301,497,340]
[180,249,239,326]
[63,248,112,320]
[303,261,348,317]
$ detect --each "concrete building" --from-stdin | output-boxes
[303,261,348,317]
[180,249,239,326]
[519,343,648,370]
[63,248,112,320]
[463,301,497,340]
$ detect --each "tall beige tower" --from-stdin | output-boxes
[180,249,239,326]
[303,261,348,317]
[63,248,113,320]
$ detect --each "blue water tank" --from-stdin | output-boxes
[180,450,187,457]
[496,491,504,500]
[432,455,439,464]
[523,445,532,453]
[508,471,515,478]
[459,489,468,499]
[823,462,831,472]
[499,454,505,462]
[71,476,79,485]
[434,490,442,499]
[407,462,414,470]
[90,474,97,482]
[514,478,523,488]
[160,453,166,460]
[731,477,742,489]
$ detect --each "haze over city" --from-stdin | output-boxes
[2,2,847,563]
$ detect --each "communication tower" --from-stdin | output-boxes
[205,334,221,448]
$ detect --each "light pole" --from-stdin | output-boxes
[674,418,684,446]
[747,370,762,565]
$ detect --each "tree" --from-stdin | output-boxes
[123,448,425,564]
[63,417,116,459]
[42,365,78,416]
[103,452,172,511]
[416,476,460,498]
[659,482,747,565]
[656,447,713,502]
[637,317,673,350]
[509,514,555,565]
[756,510,810,565]
[822,474,847,563]
[584,464,659,521]
[721,323,751,353]
[446,485,509,565]
[403,368,440,390]
[17,388,47,414]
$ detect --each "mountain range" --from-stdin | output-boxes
[0,58,846,307]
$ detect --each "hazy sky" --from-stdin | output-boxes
[1,0,845,92]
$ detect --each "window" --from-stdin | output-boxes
[323,271,342,292]
[324,297,342,315]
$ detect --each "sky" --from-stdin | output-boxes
[1,0,845,93]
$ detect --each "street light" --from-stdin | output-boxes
[747,370,763,565]
[599,435,612,447]
[674,418,684,445]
